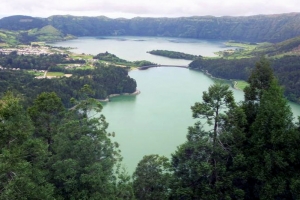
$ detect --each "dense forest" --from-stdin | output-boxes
[0,52,69,70]
[2,13,300,43]
[0,64,136,108]
[1,58,300,199]
[189,55,300,103]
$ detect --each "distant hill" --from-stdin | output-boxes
[0,25,75,45]
[46,13,300,42]
[28,25,75,42]
[0,15,46,30]
[1,13,300,43]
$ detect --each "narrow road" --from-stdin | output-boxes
[43,70,47,78]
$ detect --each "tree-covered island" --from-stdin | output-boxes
[93,51,156,68]
[147,50,201,60]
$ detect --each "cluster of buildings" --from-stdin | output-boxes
[0,46,52,55]
[0,65,20,70]
[65,64,83,69]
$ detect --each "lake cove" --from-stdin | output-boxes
[53,37,300,174]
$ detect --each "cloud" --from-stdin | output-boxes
[1,0,300,18]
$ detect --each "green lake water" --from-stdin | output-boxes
[53,36,300,174]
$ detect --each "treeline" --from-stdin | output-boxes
[0,65,136,108]
[0,52,87,73]
[189,55,300,103]
[147,50,201,60]
[0,52,68,70]
[131,58,300,199]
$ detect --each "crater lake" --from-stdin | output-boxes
[53,36,300,174]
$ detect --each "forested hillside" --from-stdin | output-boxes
[0,65,136,108]
[189,55,300,102]
[1,13,300,42]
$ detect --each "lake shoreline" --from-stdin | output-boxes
[98,90,141,102]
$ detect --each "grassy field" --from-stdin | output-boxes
[215,41,274,59]
[0,43,8,47]
[27,70,45,76]
[46,72,65,77]
[70,54,94,60]
[234,80,249,90]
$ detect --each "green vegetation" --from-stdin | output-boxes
[0,90,124,199]
[93,52,155,68]
[27,25,73,42]
[147,50,201,60]
[45,13,300,43]
[0,64,137,108]
[217,36,300,59]
[46,72,64,77]
[234,80,249,90]
[27,70,44,76]
[189,35,300,103]
[1,51,300,199]
[0,52,68,70]
[0,30,20,45]
[1,13,300,45]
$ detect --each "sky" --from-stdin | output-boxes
[1,0,300,19]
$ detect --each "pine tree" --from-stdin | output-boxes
[245,79,300,199]
[133,155,171,200]
[28,92,65,152]
[49,86,120,199]
[0,92,54,199]
[171,83,241,199]
[243,56,274,129]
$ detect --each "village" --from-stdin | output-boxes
[0,44,91,78]
[0,45,52,55]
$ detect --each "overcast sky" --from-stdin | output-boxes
[1,0,300,19]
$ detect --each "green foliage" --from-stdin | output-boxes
[191,83,235,134]
[234,80,249,90]
[94,52,129,64]
[133,155,171,200]
[147,50,201,60]
[0,30,20,45]
[0,64,137,108]
[50,115,118,199]
[49,85,120,199]
[243,57,274,127]
[115,168,135,200]
[28,92,65,149]
[171,84,240,199]
[189,55,300,103]
[171,59,300,199]
[0,92,54,199]
[0,52,68,70]
[243,80,300,199]
[94,52,155,67]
